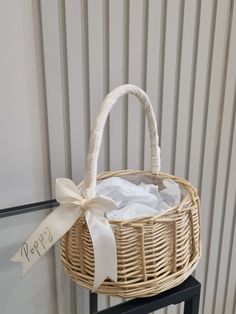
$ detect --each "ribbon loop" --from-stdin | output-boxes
[11,178,118,290]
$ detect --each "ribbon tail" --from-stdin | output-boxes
[85,209,117,291]
[11,205,82,275]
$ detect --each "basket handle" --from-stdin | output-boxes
[84,84,160,198]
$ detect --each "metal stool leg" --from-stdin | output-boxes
[89,292,98,314]
[184,294,200,314]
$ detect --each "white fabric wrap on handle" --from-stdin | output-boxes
[11,84,161,290]
[84,84,161,198]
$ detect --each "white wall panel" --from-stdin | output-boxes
[174,0,197,179]
[161,0,181,174]
[188,0,214,189]
[219,100,236,314]
[144,0,162,171]
[87,0,108,174]
[0,0,51,208]
[0,2,56,314]
[194,0,232,312]
[0,0,79,313]
[127,0,144,169]
[40,1,76,313]
[65,0,86,182]
[109,0,125,171]
[202,0,235,313]
[40,0,71,188]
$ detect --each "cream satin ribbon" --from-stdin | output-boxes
[11,178,118,290]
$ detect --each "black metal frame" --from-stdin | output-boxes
[89,276,201,314]
[0,199,58,218]
[0,200,201,314]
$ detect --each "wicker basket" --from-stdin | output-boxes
[60,84,201,298]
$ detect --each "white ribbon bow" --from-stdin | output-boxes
[11,178,118,290]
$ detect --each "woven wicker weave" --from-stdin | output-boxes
[60,85,201,298]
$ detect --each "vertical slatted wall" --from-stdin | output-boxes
[39,0,236,313]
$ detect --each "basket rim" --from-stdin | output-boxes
[76,169,199,224]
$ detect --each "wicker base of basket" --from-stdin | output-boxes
[60,170,201,298]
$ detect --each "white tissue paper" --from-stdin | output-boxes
[95,177,181,221]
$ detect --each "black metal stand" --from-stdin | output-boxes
[89,276,201,314]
